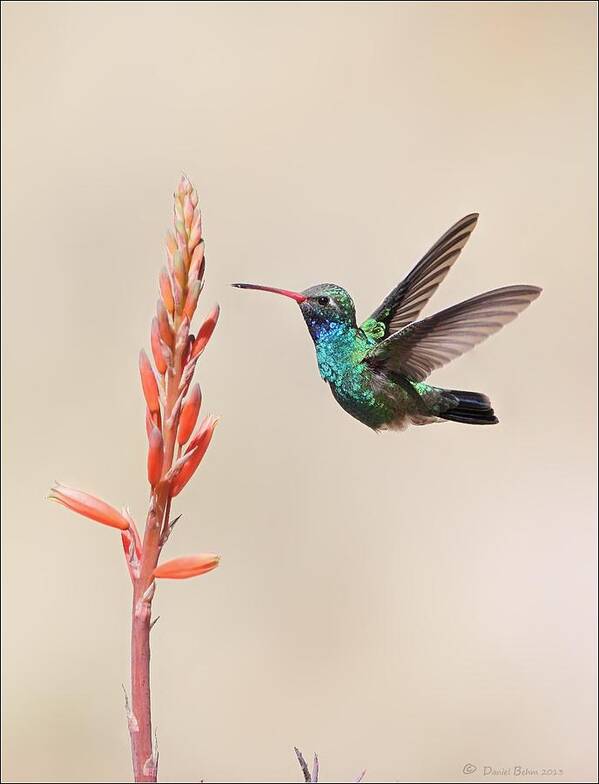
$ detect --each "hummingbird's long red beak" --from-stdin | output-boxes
[231,283,307,303]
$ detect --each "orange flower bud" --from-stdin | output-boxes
[178,384,202,446]
[177,174,190,198]
[147,426,164,487]
[48,482,130,531]
[183,280,202,321]
[184,195,194,230]
[189,242,205,282]
[173,251,187,289]
[175,316,190,355]
[153,554,220,580]
[188,225,202,254]
[159,268,175,314]
[156,300,174,348]
[166,231,178,257]
[191,304,220,359]
[170,415,218,497]
[150,318,168,375]
[139,350,160,414]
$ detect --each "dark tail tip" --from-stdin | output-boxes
[440,389,499,425]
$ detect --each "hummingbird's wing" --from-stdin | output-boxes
[363,214,479,339]
[364,285,541,381]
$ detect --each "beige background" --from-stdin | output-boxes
[1,2,597,782]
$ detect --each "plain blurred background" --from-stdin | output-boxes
[1,2,597,782]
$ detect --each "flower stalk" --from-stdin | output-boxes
[50,176,220,782]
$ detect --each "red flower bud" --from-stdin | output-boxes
[170,415,218,496]
[191,304,220,359]
[189,241,205,282]
[175,316,190,354]
[156,300,174,348]
[139,350,160,414]
[145,407,161,439]
[178,384,202,446]
[150,318,168,375]
[153,554,220,580]
[173,251,187,290]
[147,426,164,487]
[48,483,130,531]
[159,268,175,314]
[183,280,202,321]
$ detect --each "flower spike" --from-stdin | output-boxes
[51,176,221,782]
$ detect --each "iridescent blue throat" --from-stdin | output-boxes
[309,320,375,384]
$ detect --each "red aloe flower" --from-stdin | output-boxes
[139,349,160,414]
[48,482,130,531]
[178,383,202,446]
[150,317,168,375]
[191,303,220,359]
[156,299,174,348]
[153,554,220,580]
[159,267,175,314]
[147,427,164,488]
[170,415,219,497]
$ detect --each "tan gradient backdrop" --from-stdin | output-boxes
[1,2,597,783]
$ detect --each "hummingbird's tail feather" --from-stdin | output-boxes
[439,388,498,425]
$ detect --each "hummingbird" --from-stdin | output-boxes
[233,214,541,431]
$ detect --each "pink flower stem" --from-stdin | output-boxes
[129,323,183,782]
[130,581,155,782]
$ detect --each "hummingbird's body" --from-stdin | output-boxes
[234,215,541,431]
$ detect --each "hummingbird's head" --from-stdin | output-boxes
[231,282,357,341]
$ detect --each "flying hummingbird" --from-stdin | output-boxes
[233,214,541,431]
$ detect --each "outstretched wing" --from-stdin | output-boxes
[363,214,479,339]
[364,285,542,381]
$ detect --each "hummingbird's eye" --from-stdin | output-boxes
[317,296,330,306]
